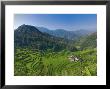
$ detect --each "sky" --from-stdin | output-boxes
[14,14,97,31]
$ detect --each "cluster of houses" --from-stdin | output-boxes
[68,55,79,62]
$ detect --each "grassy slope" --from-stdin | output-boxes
[14,48,97,76]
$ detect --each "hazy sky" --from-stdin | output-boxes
[14,14,97,31]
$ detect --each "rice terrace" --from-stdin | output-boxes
[14,14,97,76]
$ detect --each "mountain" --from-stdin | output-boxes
[14,24,96,52]
[52,29,77,40]
[38,27,95,40]
[74,32,97,50]
[14,24,73,51]
[37,27,52,33]
[74,29,95,36]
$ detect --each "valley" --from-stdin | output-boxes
[14,24,97,76]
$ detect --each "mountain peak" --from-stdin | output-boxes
[16,24,42,34]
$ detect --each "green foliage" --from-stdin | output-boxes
[14,48,97,76]
[74,32,97,50]
[14,25,97,76]
[14,24,77,52]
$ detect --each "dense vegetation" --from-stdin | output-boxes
[14,48,96,76]
[14,24,76,52]
[74,32,97,50]
[14,24,97,76]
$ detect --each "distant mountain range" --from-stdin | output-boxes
[37,27,96,40]
[14,24,97,51]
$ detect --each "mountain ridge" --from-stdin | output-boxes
[37,26,96,40]
[14,24,96,52]
[14,24,73,51]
